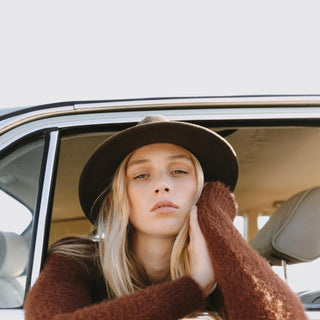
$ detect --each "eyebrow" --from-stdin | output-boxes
[169,154,192,161]
[127,159,150,168]
[127,154,192,169]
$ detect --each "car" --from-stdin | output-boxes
[0,95,320,319]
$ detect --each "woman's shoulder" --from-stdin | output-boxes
[26,237,107,309]
[45,237,105,290]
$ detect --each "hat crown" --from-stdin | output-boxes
[79,114,238,225]
[138,115,168,125]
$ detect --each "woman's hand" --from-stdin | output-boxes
[188,206,216,297]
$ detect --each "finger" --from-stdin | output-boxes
[189,206,197,224]
[189,206,196,242]
[189,206,200,231]
[230,193,239,211]
[189,206,203,238]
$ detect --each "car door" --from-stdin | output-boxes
[0,130,59,320]
[1,97,320,319]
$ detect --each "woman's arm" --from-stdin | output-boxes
[24,253,205,320]
[196,182,307,320]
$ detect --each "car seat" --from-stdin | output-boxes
[250,186,320,266]
[250,187,320,305]
[0,231,29,308]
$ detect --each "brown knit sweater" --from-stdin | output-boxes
[24,182,307,320]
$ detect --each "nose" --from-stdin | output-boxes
[154,174,171,194]
[154,187,170,194]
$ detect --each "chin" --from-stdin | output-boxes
[152,231,181,239]
[152,222,185,237]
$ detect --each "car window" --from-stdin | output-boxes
[273,258,320,292]
[0,137,45,308]
[0,190,32,235]
[258,214,320,302]
[50,125,320,312]
[234,215,246,238]
[226,125,320,310]
[257,215,270,230]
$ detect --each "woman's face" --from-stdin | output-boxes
[126,143,198,238]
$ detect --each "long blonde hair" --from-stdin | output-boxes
[50,147,204,296]
[49,146,225,318]
[97,148,204,298]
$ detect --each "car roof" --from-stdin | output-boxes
[1,94,320,118]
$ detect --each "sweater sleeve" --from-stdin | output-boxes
[24,253,205,320]
[197,182,307,320]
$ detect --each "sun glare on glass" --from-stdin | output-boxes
[0,190,32,234]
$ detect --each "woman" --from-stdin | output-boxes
[24,115,307,320]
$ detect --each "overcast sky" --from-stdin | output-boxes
[1,0,320,108]
[1,1,320,293]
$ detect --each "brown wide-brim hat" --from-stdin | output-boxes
[79,115,238,225]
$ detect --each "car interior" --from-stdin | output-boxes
[51,126,320,243]
[1,123,320,309]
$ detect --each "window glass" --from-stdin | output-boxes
[257,215,269,230]
[227,125,320,311]
[273,258,320,293]
[0,190,32,234]
[256,211,320,307]
[234,215,246,238]
[256,208,320,308]
[52,126,320,312]
[0,137,45,308]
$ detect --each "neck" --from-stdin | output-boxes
[132,232,174,284]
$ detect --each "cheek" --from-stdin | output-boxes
[127,182,146,204]
[177,178,198,205]
[127,182,148,220]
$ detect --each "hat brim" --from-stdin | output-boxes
[79,121,238,225]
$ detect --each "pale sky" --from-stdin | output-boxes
[1,0,320,294]
[1,0,320,109]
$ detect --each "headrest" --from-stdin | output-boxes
[0,231,28,277]
[250,187,320,266]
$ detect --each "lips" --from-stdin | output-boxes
[151,201,178,213]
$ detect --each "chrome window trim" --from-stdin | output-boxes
[29,130,59,288]
[74,95,320,111]
[0,105,73,135]
[0,104,320,318]
[0,95,320,135]
[1,106,320,152]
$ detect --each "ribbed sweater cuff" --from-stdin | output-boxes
[52,276,205,320]
[166,276,206,314]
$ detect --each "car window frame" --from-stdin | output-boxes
[0,129,59,316]
[1,101,320,319]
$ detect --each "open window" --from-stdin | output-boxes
[49,123,320,311]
